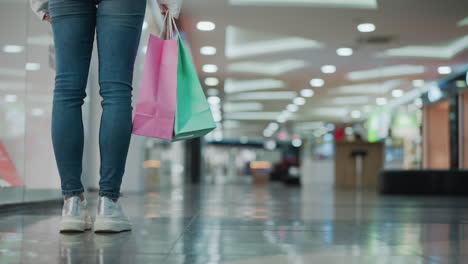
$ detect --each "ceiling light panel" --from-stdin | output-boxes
[227,60,306,75]
[228,91,297,101]
[332,96,370,105]
[224,78,285,94]
[225,112,288,120]
[309,107,349,117]
[357,23,376,32]
[381,36,468,59]
[223,102,263,112]
[330,80,402,94]
[347,65,426,81]
[229,0,378,9]
[200,46,217,55]
[226,26,323,59]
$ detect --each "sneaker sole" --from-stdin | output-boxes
[94,219,131,233]
[60,221,93,233]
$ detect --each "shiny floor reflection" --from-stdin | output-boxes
[2,183,468,263]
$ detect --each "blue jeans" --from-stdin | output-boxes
[49,0,146,199]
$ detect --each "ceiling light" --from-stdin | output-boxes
[392,89,404,98]
[287,104,299,112]
[300,89,314,97]
[225,26,323,59]
[330,80,402,94]
[227,60,306,75]
[25,62,40,71]
[380,35,468,59]
[277,116,287,123]
[437,66,452,75]
[202,64,218,73]
[223,102,263,112]
[293,97,306,105]
[347,65,425,81]
[351,110,361,119]
[376,97,387,106]
[309,107,348,117]
[200,46,217,55]
[4,94,17,103]
[267,122,279,131]
[225,112,283,120]
[332,96,369,105]
[224,78,284,94]
[197,21,216,31]
[229,0,378,9]
[228,91,297,101]
[205,77,219,86]
[336,47,353,56]
[357,23,376,33]
[309,78,324,87]
[412,79,425,87]
[208,96,221,105]
[321,65,336,74]
[3,45,24,53]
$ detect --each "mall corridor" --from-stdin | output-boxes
[2,183,468,263]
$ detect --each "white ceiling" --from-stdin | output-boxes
[179,0,468,138]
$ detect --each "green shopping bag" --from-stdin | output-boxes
[172,35,217,141]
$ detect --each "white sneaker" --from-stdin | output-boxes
[94,196,132,233]
[60,196,93,232]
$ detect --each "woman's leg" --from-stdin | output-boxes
[96,0,146,199]
[49,0,97,198]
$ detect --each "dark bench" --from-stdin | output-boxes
[379,170,468,195]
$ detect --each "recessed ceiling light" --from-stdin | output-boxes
[287,104,299,112]
[412,79,425,87]
[392,89,404,98]
[357,23,376,33]
[25,62,40,71]
[200,46,217,55]
[376,97,387,106]
[309,78,325,87]
[3,45,24,53]
[336,47,353,56]
[300,89,314,97]
[197,21,216,31]
[202,64,218,73]
[293,97,306,105]
[205,77,220,86]
[351,110,361,119]
[208,96,221,105]
[321,65,336,74]
[437,66,452,75]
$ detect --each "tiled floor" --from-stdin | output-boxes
[2,183,468,263]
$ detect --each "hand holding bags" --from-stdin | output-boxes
[132,12,216,141]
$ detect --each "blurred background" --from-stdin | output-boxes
[0,0,468,263]
[1,0,467,202]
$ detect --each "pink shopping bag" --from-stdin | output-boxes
[132,32,178,140]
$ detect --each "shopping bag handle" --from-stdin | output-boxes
[161,11,180,40]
